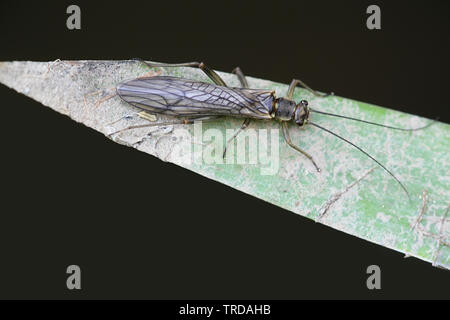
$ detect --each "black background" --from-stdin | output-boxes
[0,0,449,299]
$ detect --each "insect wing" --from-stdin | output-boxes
[117,76,273,119]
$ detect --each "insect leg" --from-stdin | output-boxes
[108,116,221,137]
[232,67,249,88]
[221,67,252,159]
[287,78,333,99]
[132,59,227,87]
[222,118,251,159]
[281,122,321,172]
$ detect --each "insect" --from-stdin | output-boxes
[113,60,434,200]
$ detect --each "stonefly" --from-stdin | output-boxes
[113,60,434,200]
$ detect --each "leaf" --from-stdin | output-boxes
[0,60,448,268]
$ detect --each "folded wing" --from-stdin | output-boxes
[117,76,274,119]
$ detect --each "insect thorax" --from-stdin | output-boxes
[274,98,297,121]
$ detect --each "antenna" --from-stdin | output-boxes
[309,121,411,201]
[309,108,436,131]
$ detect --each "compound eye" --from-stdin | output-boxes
[300,100,308,107]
